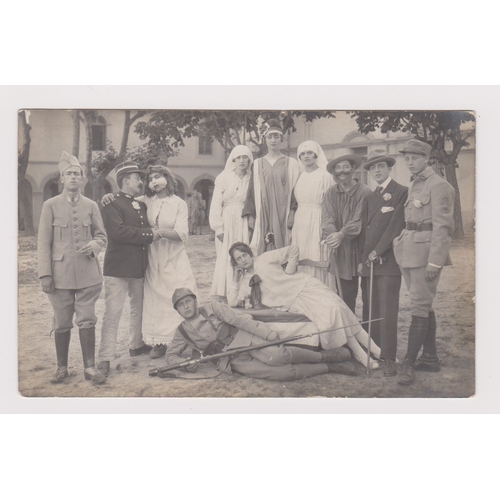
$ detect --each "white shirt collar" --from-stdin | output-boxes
[375,176,392,193]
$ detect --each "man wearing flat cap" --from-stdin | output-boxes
[166,288,357,380]
[358,149,408,377]
[321,154,371,312]
[97,161,162,376]
[393,139,455,385]
[38,151,107,384]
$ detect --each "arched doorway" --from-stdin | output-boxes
[192,178,214,226]
[43,176,61,201]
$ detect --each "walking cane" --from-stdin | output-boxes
[332,250,343,300]
[367,260,374,376]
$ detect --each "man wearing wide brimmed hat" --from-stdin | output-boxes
[38,151,107,385]
[321,153,371,312]
[242,119,301,255]
[166,288,357,379]
[97,161,163,376]
[358,149,408,377]
[392,139,455,385]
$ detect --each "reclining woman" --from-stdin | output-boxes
[227,242,381,369]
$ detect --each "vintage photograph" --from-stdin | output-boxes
[17,109,475,398]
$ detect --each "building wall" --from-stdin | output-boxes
[23,110,475,232]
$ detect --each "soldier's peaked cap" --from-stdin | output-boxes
[399,139,432,156]
[172,288,197,309]
[115,161,144,182]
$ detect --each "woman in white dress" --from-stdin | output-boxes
[227,242,381,369]
[209,145,253,299]
[141,165,197,358]
[288,141,335,286]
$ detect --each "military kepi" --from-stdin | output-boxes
[399,139,432,156]
[58,151,82,175]
[172,288,197,309]
[363,149,396,170]
[115,161,144,184]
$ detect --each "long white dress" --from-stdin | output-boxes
[291,168,335,286]
[141,194,197,346]
[209,169,251,297]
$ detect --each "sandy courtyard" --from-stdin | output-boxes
[18,229,475,398]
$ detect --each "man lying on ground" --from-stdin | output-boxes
[166,288,358,380]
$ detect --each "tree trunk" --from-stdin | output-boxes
[18,110,34,235]
[442,154,464,239]
[82,111,98,200]
[72,110,80,157]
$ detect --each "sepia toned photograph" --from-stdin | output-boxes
[17,108,475,398]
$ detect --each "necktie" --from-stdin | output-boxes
[377,186,383,195]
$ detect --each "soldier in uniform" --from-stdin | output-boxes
[97,161,163,377]
[321,154,371,312]
[359,149,408,377]
[393,139,455,385]
[38,152,107,384]
[167,288,358,380]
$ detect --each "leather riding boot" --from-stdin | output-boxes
[416,311,441,371]
[55,330,71,368]
[51,330,71,383]
[79,327,106,384]
[405,315,429,363]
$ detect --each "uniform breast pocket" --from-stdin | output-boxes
[52,220,68,239]
[82,218,91,239]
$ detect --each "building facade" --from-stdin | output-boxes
[21,110,475,233]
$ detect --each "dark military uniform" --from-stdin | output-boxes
[99,191,155,362]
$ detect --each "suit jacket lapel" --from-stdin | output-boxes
[367,179,397,224]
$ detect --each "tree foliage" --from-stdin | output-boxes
[350,111,475,239]
[135,110,336,158]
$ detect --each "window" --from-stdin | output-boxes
[198,128,212,155]
[92,116,106,151]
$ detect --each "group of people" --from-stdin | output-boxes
[37,119,455,388]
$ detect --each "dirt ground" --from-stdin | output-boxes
[18,227,475,398]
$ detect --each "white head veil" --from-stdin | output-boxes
[297,141,328,170]
[224,145,254,172]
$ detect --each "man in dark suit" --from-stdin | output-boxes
[97,161,162,377]
[359,150,408,377]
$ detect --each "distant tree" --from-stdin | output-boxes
[135,110,336,158]
[350,111,475,239]
[77,110,147,202]
[18,110,34,235]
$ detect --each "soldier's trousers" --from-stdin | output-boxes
[48,283,102,333]
[229,339,328,381]
[400,266,442,317]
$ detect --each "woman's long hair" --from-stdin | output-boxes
[144,165,177,197]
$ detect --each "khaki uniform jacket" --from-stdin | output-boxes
[37,193,107,289]
[166,301,274,371]
[393,168,455,269]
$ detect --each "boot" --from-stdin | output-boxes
[79,327,106,384]
[320,347,351,363]
[405,315,429,363]
[327,361,358,376]
[50,330,71,383]
[415,311,441,371]
[397,358,415,386]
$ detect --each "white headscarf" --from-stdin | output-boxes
[224,145,254,172]
[297,141,328,170]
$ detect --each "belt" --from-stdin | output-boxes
[406,222,433,231]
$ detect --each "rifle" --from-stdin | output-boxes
[149,318,382,378]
